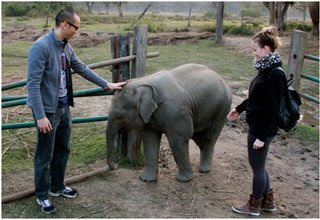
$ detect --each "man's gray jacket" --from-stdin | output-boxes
[27,30,108,120]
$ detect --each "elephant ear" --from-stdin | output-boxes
[138,84,162,123]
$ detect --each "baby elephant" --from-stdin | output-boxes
[106,63,232,182]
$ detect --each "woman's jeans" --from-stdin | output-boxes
[33,106,71,199]
[247,132,275,200]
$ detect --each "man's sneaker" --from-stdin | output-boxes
[37,198,57,214]
[49,186,78,198]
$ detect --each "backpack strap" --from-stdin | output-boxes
[270,66,294,87]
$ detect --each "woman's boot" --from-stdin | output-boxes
[261,189,276,211]
[232,195,262,216]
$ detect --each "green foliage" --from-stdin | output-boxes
[203,11,215,20]
[239,9,261,18]
[124,18,166,33]
[224,24,254,36]
[2,2,74,17]
[283,21,312,32]
[3,2,32,16]
[199,24,215,32]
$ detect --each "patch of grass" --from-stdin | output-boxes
[69,123,107,166]
[147,40,255,85]
[1,41,32,78]
[2,197,96,218]
[289,123,319,145]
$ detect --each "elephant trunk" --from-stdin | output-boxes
[106,118,118,170]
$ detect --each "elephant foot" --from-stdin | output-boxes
[199,163,211,173]
[139,169,158,182]
[176,170,193,182]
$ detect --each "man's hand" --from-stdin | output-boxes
[105,82,127,90]
[37,117,52,134]
[253,139,264,149]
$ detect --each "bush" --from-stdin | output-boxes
[225,24,254,36]
[3,3,31,16]
[203,11,215,20]
[138,19,165,33]
[284,21,312,32]
[239,9,261,18]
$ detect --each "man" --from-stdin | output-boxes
[27,9,126,214]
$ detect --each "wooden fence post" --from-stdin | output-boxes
[126,25,148,163]
[110,34,130,82]
[131,25,148,78]
[287,30,307,91]
[110,34,130,156]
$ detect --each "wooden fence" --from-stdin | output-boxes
[287,30,319,104]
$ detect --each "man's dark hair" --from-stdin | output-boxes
[55,8,76,27]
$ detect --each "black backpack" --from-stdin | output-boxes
[272,67,302,132]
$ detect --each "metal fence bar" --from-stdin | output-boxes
[2,96,26,102]
[2,87,115,103]
[301,73,320,83]
[2,116,108,130]
[1,80,27,91]
[2,87,116,108]
[304,54,320,62]
[298,92,320,104]
[2,99,27,108]
[1,52,159,91]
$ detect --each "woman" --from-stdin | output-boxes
[227,26,286,216]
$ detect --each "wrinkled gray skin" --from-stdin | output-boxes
[106,64,232,182]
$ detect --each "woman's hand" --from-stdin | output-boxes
[253,139,265,149]
[105,82,126,90]
[227,108,239,121]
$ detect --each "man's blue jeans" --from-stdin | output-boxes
[33,106,71,199]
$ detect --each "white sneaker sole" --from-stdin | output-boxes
[36,199,57,214]
[49,191,78,198]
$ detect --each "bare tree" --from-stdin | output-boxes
[294,2,308,21]
[103,2,111,15]
[86,2,95,13]
[263,2,294,30]
[113,2,127,18]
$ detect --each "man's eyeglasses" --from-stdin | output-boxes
[65,21,79,31]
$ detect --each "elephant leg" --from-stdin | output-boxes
[167,133,193,182]
[193,122,224,173]
[139,129,162,182]
[193,131,214,173]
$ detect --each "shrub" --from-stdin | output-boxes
[225,24,254,36]
[284,21,312,32]
[239,9,261,18]
[3,3,31,16]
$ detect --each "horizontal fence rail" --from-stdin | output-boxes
[2,116,108,130]
[2,88,115,108]
[1,52,160,91]
[301,53,319,104]
[304,54,320,62]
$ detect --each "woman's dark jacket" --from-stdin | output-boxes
[235,62,286,141]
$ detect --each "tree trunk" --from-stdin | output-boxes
[270,2,276,25]
[275,2,291,30]
[188,7,192,27]
[118,4,123,18]
[215,2,224,45]
[308,2,319,37]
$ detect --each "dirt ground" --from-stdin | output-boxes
[1,26,319,218]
